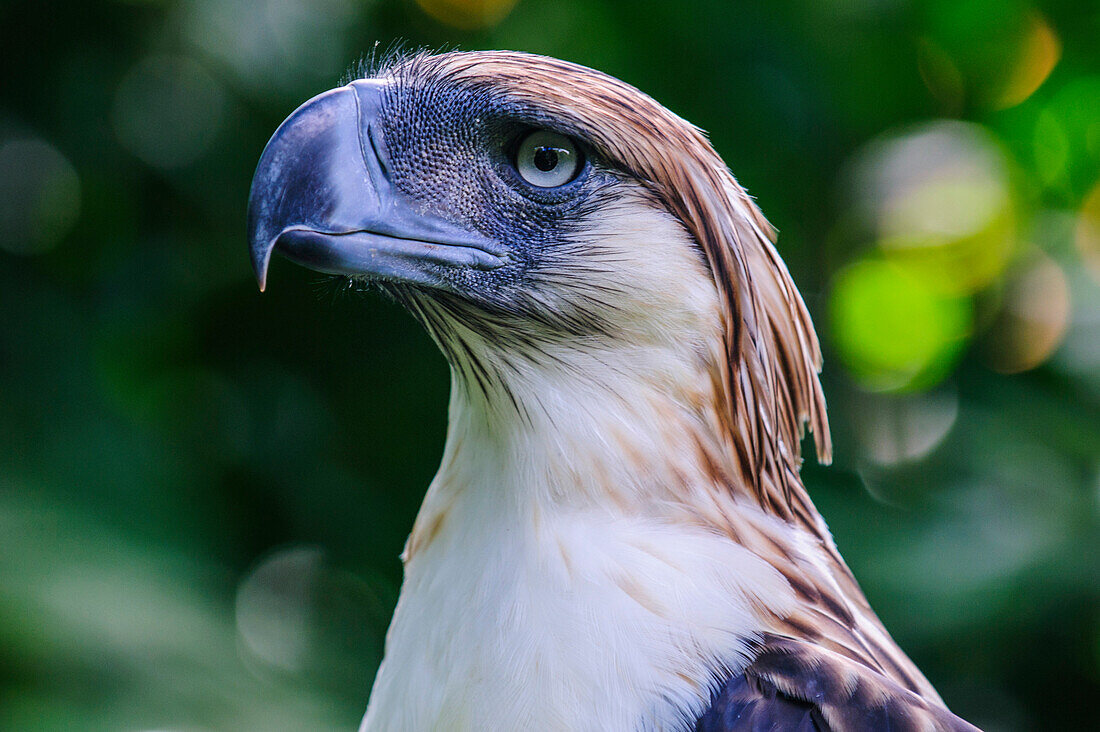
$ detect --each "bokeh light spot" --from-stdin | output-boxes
[829,258,973,392]
[1034,109,1070,187]
[853,387,959,467]
[182,0,358,95]
[917,37,965,113]
[850,121,1016,295]
[112,55,226,170]
[993,11,1060,110]
[0,137,81,255]
[236,546,325,673]
[1037,76,1100,191]
[415,0,520,29]
[235,545,388,690]
[983,254,1071,373]
[1076,181,1100,283]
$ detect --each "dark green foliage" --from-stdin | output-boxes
[1,1,1097,729]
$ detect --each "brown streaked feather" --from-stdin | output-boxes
[390,50,830,528]
[696,482,948,710]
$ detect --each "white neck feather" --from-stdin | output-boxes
[361,348,800,732]
[361,199,801,731]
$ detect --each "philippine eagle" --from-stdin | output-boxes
[247,51,978,732]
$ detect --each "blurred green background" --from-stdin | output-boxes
[2,0,1098,729]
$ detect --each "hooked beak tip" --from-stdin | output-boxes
[252,244,272,292]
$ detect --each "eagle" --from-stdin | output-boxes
[247,51,979,732]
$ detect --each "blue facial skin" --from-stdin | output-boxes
[248,69,621,321]
[247,80,509,293]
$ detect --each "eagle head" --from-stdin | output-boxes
[248,50,829,513]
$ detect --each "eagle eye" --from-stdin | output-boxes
[513,130,582,188]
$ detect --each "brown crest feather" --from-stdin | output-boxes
[405,51,831,524]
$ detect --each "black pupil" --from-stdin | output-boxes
[533,146,560,172]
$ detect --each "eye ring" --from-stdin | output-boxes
[513,130,582,188]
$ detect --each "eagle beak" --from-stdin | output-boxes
[246,80,507,292]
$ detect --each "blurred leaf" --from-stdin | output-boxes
[829,258,973,392]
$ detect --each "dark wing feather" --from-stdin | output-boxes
[696,635,982,732]
[696,672,824,732]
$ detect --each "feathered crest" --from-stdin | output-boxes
[385,51,831,523]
